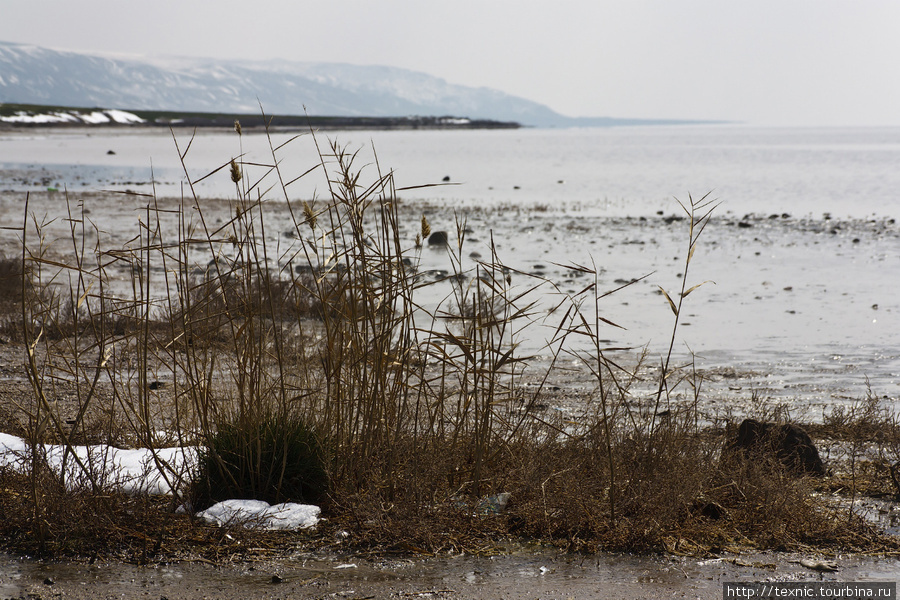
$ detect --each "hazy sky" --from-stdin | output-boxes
[1,0,897,126]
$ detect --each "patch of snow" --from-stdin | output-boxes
[0,432,197,495]
[77,111,111,124]
[0,109,145,125]
[196,499,320,530]
[0,433,322,530]
[0,111,78,124]
[105,109,145,124]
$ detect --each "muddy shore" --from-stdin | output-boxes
[3,549,899,600]
[1,189,899,598]
[1,189,897,418]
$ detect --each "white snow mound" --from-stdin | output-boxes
[196,499,321,530]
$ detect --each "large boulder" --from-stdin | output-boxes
[725,419,825,476]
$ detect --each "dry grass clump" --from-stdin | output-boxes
[192,410,329,510]
[0,466,192,560]
[0,255,32,340]
[0,124,897,561]
[807,391,900,502]
[0,255,25,302]
[325,409,885,557]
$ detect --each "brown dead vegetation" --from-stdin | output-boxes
[0,128,897,563]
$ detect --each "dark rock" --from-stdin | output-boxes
[725,419,825,476]
[692,498,728,520]
[442,175,451,182]
[427,231,449,246]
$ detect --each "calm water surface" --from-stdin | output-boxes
[2,125,900,218]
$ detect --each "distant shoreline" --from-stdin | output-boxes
[0,103,521,131]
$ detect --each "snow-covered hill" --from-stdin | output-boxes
[0,41,708,128]
[0,41,568,126]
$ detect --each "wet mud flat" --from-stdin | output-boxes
[2,549,899,600]
[1,189,897,417]
[1,191,899,599]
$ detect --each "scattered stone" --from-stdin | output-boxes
[442,175,451,182]
[107,150,116,155]
[799,558,839,572]
[427,231,449,246]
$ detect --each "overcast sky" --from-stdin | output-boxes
[1,0,897,126]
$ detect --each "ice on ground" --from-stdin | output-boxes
[196,499,320,530]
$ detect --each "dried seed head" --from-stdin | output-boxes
[234,120,242,135]
[230,159,242,183]
[420,215,431,240]
[303,201,317,231]
[415,233,422,248]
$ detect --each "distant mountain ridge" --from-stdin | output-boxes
[0,40,701,128]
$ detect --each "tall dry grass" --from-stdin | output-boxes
[0,122,891,558]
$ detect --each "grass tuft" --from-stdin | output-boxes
[192,413,328,510]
